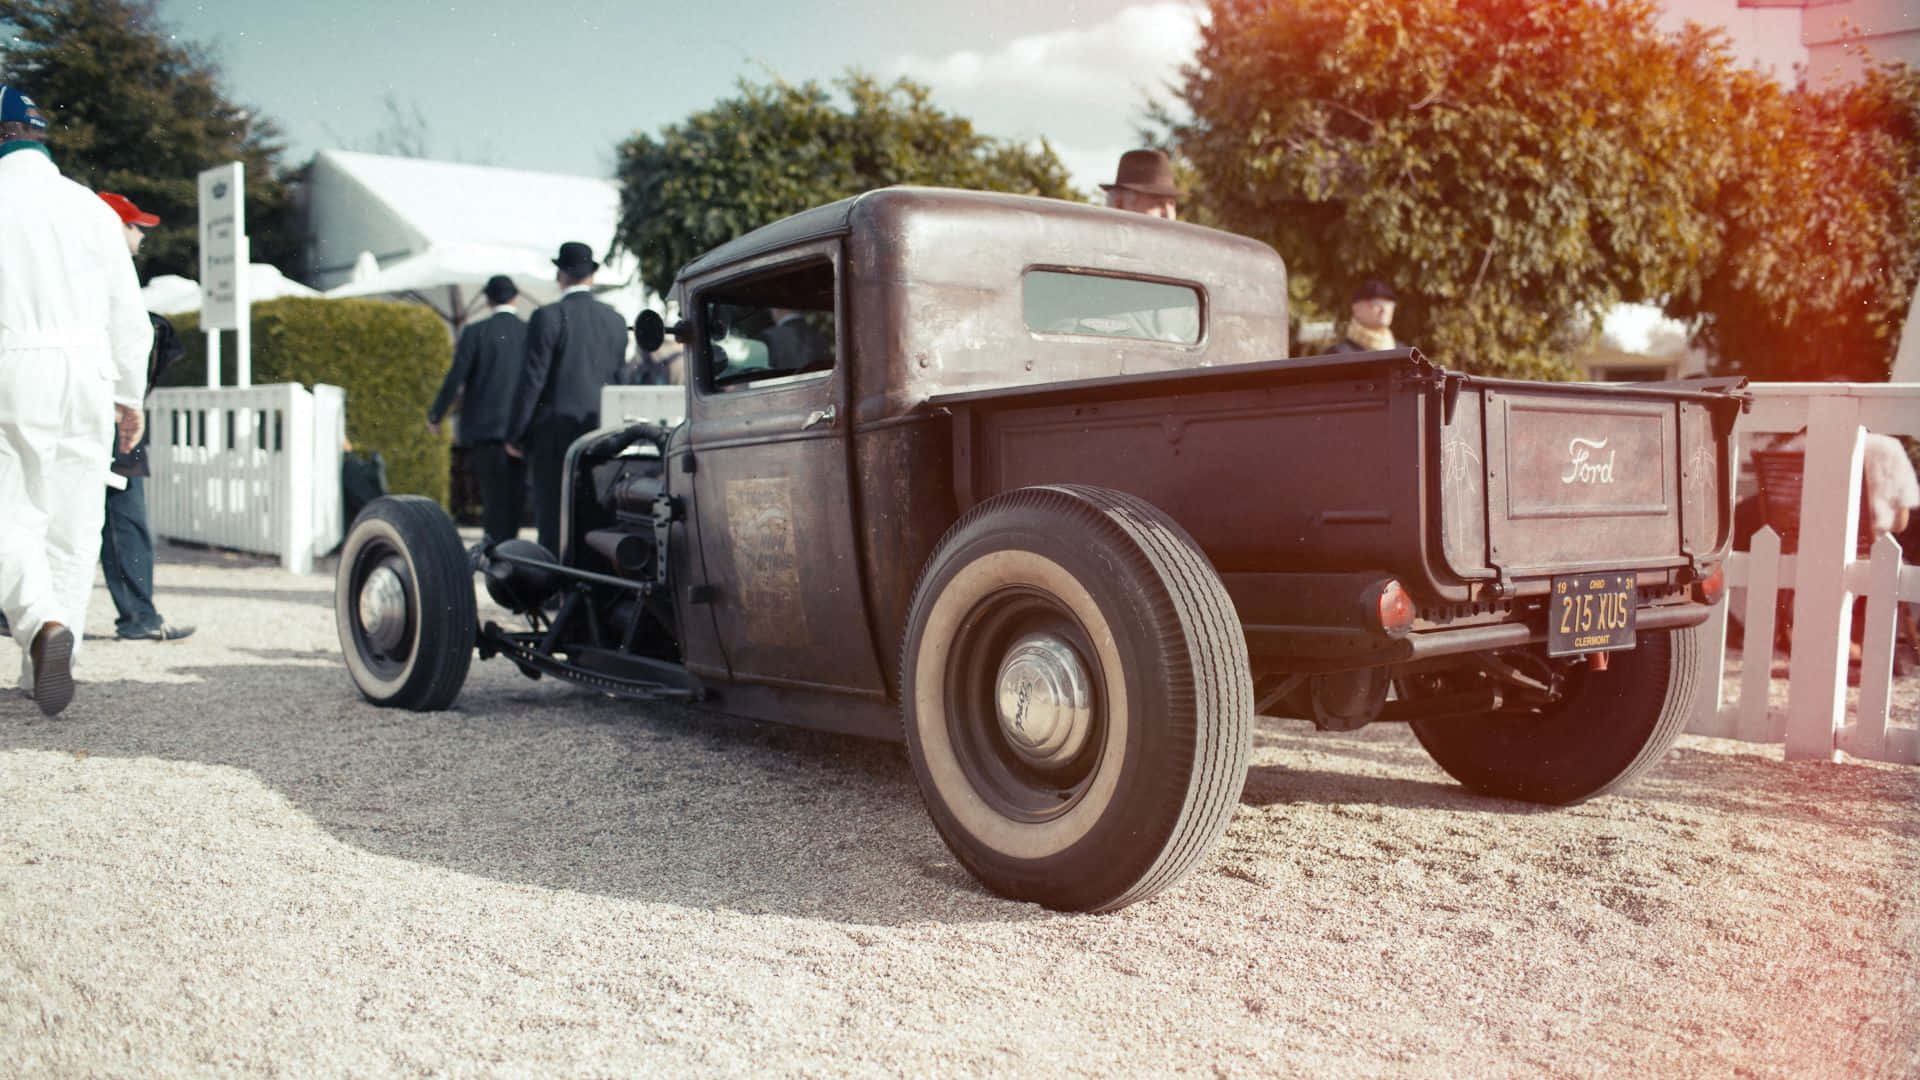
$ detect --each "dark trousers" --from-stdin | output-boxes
[527,416,594,557]
[469,441,525,544]
[101,475,161,636]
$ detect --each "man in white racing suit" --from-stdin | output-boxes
[0,85,151,716]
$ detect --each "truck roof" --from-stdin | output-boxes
[675,186,1295,417]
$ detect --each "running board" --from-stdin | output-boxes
[477,623,705,702]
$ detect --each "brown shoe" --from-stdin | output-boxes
[30,621,74,717]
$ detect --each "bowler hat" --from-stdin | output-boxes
[552,241,598,276]
[1351,278,1396,302]
[1100,149,1180,199]
[482,274,517,305]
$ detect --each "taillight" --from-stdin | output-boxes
[1375,579,1415,637]
[1694,564,1725,605]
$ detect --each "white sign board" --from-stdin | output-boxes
[197,163,247,331]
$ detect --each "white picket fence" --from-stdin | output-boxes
[1690,383,1920,764]
[146,383,346,574]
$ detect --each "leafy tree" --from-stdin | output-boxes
[1667,62,1920,382]
[615,73,1080,297]
[1174,0,1747,378]
[0,0,299,280]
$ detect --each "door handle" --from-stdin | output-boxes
[802,405,837,431]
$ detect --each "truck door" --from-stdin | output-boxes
[681,247,887,695]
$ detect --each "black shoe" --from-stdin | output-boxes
[120,623,195,642]
[30,622,74,717]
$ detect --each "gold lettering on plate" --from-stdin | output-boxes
[1556,579,1634,645]
[1561,437,1617,485]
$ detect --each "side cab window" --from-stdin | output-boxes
[698,259,837,392]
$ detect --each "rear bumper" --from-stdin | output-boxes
[1243,601,1713,674]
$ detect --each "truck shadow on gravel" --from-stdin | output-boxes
[7,662,1912,923]
[1245,717,1919,838]
[0,660,1032,927]
[1239,765,1528,813]
[1242,722,1553,814]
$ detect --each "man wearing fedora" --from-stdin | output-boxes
[1324,279,1403,354]
[506,242,627,556]
[431,274,528,545]
[1102,149,1180,220]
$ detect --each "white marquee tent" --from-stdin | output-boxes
[305,149,651,333]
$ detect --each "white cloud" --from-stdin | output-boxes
[886,3,1207,196]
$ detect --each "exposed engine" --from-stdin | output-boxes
[481,422,680,666]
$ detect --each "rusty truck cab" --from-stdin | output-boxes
[665,187,1292,728]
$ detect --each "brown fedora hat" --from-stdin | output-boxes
[1100,149,1180,199]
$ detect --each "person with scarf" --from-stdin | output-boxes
[1324,279,1401,354]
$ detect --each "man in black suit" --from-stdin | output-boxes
[756,307,831,374]
[506,242,628,556]
[429,274,528,544]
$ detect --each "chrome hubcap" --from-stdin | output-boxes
[995,632,1092,768]
[358,563,409,653]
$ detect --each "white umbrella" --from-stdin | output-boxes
[322,241,649,333]
[323,242,576,330]
[141,265,319,316]
[142,274,203,316]
[250,263,320,302]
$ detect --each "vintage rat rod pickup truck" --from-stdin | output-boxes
[336,188,1743,912]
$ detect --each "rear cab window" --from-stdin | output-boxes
[1022,268,1204,345]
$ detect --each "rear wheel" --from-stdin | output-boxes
[1407,625,1702,804]
[901,484,1252,912]
[336,495,476,710]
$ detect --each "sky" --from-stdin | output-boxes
[138,1,1812,353]
[155,0,1212,197]
[151,1,1806,199]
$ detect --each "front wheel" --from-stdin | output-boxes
[901,485,1253,912]
[335,495,476,710]
[1407,625,1703,804]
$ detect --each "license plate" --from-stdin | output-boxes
[1547,573,1637,656]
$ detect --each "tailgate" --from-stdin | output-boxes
[1437,382,1735,581]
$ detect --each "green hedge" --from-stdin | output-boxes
[165,298,453,507]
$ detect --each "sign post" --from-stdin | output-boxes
[197,163,250,387]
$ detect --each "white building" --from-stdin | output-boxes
[1662,1,1920,87]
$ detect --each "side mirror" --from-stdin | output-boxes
[634,309,667,352]
[634,310,695,353]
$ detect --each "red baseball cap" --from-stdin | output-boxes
[99,191,160,228]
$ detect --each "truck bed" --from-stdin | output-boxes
[928,350,1745,668]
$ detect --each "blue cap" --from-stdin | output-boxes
[0,86,48,131]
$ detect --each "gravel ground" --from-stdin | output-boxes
[0,539,1915,1077]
